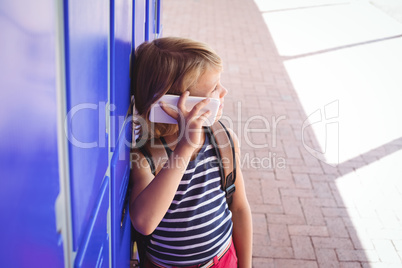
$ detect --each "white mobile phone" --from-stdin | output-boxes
[149,94,220,126]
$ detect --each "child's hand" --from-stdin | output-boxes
[160,91,211,150]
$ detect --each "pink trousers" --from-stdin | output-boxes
[145,241,238,268]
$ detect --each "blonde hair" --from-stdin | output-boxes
[131,37,222,140]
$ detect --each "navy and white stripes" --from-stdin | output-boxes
[147,134,233,266]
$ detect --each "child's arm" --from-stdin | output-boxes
[129,92,212,236]
[129,142,194,235]
[228,130,253,268]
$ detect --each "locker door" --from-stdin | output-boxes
[110,0,133,149]
[63,0,110,253]
[145,0,163,41]
[111,122,132,268]
[110,0,133,267]
[0,1,64,267]
[145,0,156,41]
[74,177,110,268]
[156,0,162,38]
[134,0,146,48]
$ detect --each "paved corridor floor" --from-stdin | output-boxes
[162,0,402,267]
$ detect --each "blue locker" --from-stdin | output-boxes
[111,121,133,268]
[74,177,110,268]
[109,1,134,267]
[134,0,146,48]
[63,0,110,251]
[110,0,133,149]
[0,1,64,267]
[0,0,163,266]
[156,0,162,36]
[145,0,155,41]
[146,0,162,41]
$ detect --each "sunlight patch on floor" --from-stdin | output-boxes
[261,2,402,56]
[254,0,349,13]
[283,37,402,164]
[335,149,402,263]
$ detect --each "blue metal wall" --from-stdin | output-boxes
[0,1,64,267]
[110,1,134,266]
[0,0,162,267]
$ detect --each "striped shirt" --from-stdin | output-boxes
[147,133,233,266]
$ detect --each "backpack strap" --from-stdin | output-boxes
[137,142,156,176]
[136,138,169,176]
[208,121,237,204]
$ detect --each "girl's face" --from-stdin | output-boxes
[189,67,228,121]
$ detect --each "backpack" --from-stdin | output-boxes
[130,120,236,267]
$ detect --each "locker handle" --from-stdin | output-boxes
[121,207,126,227]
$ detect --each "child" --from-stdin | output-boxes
[129,37,252,268]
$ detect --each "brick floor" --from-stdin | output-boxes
[162,0,402,267]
